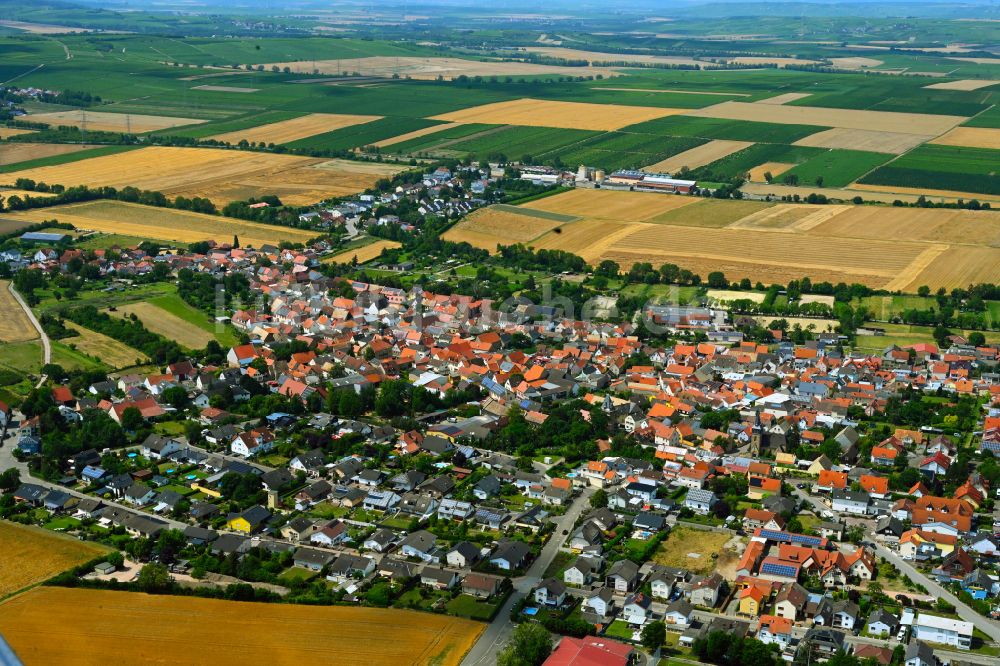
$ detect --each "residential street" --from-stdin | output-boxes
[793,487,1000,643]
[461,487,595,666]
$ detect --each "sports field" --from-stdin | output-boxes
[0,587,483,666]
[685,101,965,135]
[6,200,318,248]
[18,110,206,133]
[64,321,149,369]
[0,521,110,598]
[208,113,381,144]
[114,302,215,350]
[431,99,685,131]
[0,281,39,344]
[1,147,399,205]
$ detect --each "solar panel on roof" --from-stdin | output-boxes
[761,562,799,578]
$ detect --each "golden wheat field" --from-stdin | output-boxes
[643,140,753,173]
[0,281,39,344]
[1,147,397,205]
[793,127,932,154]
[453,188,1000,288]
[522,188,696,220]
[0,142,101,166]
[0,522,111,598]
[6,200,318,248]
[747,162,795,183]
[264,56,622,80]
[63,321,148,369]
[0,587,483,666]
[846,181,1000,204]
[431,98,684,131]
[114,302,214,350]
[756,92,812,105]
[929,127,1000,150]
[685,101,965,134]
[324,239,402,264]
[18,110,205,133]
[924,79,1000,91]
[208,113,381,144]
[0,128,35,139]
[443,207,566,247]
[375,122,462,148]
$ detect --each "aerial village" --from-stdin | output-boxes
[1,170,1000,666]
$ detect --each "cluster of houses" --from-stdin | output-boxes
[5,235,1000,663]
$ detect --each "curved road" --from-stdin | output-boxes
[8,282,51,381]
[793,488,1000,644]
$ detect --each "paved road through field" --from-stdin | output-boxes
[8,281,50,381]
[462,487,595,666]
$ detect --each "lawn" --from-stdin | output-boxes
[605,620,637,641]
[652,526,732,575]
[277,567,319,585]
[445,593,502,621]
[542,551,575,579]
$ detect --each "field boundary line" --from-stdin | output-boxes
[883,244,950,291]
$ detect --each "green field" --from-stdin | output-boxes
[381,123,498,153]
[781,149,892,188]
[145,293,239,347]
[689,143,822,181]
[858,144,1000,196]
[0,145,140,174]
[285,116,443,152]
[443,125,598,162]
[552,133,706,172]
[622,115,822,143]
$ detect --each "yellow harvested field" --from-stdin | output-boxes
[530,218,636,263]
[0,281,39,343]
[523,47,706,68]
[891,246,1000,293]
[0,587,483,666]
[748,162,795,183]
[0,521,110,598]
[728,203,829,230]
[0,128,35,139]
[727,56,823,67]
[707,289,765,303]
[115,302,214,350]
[0,20,88,34]
[924,79,1000,91]
[794,127,931,154]
[431,99,684,131]
[828,56,883,69]
[807,206,1000,246]
[0,188,56,200]
[325,239,401,264]
[643,140,753,173]
[846,181,1000,204]
[443,207,566,247]
[741,182,1000,206]
[930,127,1000,149]
[1,147,401,205]
[0,142,101,166]
[685,101,965,135]
[522,188,696,221]
[6,200,318,249]
[64,321,148,368]
[756,92,811,105]
[18,110,205,134]
[208,113,380,144]
[264,56,622,80]
[649,199,774,227]
[376,122,462,148]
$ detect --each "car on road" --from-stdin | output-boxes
[896,626,909,642]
